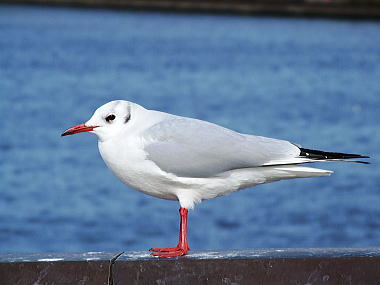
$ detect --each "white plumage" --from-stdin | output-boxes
[85,100,333,209]
[62,100,367,257]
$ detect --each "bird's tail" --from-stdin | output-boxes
[257,165,333,185]
[299,148,370,164]
[256,148,369,185]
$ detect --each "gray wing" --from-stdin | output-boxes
[142,117,301,178]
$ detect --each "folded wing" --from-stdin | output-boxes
[142,117,301,178]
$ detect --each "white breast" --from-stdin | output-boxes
[97,137,180,201]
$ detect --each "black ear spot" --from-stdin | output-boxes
[125,103,131,124]
[125,113,131,123]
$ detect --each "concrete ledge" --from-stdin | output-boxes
[1,248,380,284]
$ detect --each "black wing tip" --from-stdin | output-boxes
[356,161,370,164]
[299,147,370,160]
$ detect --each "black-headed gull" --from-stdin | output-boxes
[61,100,368,257]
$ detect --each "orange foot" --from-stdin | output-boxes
[149,245,189,258]
[150,208,190,258]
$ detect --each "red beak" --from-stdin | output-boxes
[61,123,98,137]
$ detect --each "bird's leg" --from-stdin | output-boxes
[149,207,190,257]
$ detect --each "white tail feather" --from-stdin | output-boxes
[258,165,333,184]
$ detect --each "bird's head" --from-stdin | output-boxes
[61,100,133,141]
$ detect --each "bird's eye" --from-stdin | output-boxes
[105,114,116,123]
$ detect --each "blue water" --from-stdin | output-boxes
[1,4,380,254]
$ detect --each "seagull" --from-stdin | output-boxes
[61,100,369,257]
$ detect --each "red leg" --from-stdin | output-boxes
[149,207,190,257]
